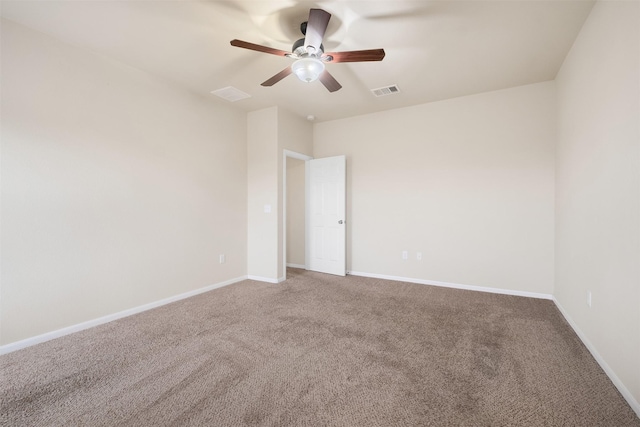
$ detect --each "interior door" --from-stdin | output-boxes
[307,155,346,276]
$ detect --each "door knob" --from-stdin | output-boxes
[338,220,344,224]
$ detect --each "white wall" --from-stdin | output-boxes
[555,0,640,409]
[0,20,247,345]
[314,82,556,294]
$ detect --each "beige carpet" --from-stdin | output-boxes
[1,268,639,426]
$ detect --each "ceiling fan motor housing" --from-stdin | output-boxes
[292,38,324,58]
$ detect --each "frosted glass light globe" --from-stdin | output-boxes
[291,57,325,83]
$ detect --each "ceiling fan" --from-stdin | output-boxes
[230,8,385,92]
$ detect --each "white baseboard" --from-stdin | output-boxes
[347,271,553,300]
[247,275,286,284]
[286,263,306,269]
[552,297,640,418]
[0,275,248,355]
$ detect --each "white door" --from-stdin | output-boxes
[307,155,346,276]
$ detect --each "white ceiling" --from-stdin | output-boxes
[1,0,594,122]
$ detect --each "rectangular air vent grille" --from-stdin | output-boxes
[211,86,251,102]
[371,84,400,97]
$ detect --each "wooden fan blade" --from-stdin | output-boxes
[304,9,331,54]
[261,66,293,87]
[230,39,290,57]
[319,70,342,93]
[323,49,386,63]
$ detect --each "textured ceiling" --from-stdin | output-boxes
[1,0,595,122]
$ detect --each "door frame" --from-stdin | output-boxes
[283,150,313,279]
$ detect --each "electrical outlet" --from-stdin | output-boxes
[416,252,422,261]
[402,251,408,260]
[219,254,225,264]
[587,290,592,308]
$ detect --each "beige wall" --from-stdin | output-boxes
[277,109,313,278]
[0,20,247,345]
[246,107,312,281]
[555,0,640,408]
[247,107,279,280]
[314,82,556,294]
[286,159,306,267]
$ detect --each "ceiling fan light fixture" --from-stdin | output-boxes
[292,57,325,83]
[230,8,384,92]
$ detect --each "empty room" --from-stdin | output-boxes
[1,0,639,425]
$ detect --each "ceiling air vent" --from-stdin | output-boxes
[371,84,400,97]
[211,86,251,102]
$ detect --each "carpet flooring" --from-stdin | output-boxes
[1,268,639,426]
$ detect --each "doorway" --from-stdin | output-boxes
[286,157,306,269]
[283,150,312,279]
[283,151,347,279]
